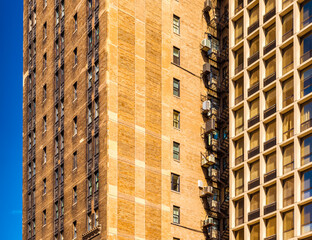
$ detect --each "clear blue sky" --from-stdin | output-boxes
[0,0,23,238]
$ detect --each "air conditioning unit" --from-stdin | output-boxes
[207,217,214,225]
[201,154,208,167]
[203,62,211,74]
[206,118,216,132]
[202,100,211,111]
[204,0,212,12]
[201,39,211,52]
[208,154,215,164]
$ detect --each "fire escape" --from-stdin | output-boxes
[200,0,229,239]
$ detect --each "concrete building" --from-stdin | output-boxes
[22,0,229,239]
[229,0,312,239]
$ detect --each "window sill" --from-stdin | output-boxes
[173,32,180,36]
[171,190,180,194]
[173,127,180,131]
[72,167,77,173]
[73,29,77,35]
[173,158,180,163]
[73,63,78,69]
[173,95,180,99]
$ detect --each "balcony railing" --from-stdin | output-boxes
[283,128,294,141]
[302,15,312,29]
[283,161,294,174]
[235,94,243,105]
[248,20,259,35]
[248,209,260,221]
[248,114,260,128]
[282,29,293,42]
[264,202,276,215]
[301,49,312,64]
[235,216,244,226]
[283,94,293,107]
[263,40,276,55]
[235,155,244,165]
[248,51,259,66]
[248,82,259,97]
[235,34,243,44]
[248,177,260,190]
[264,73,276,87]
[301,118,312,132]
[235,63,243,75]
[265,235,277,240]
[264,169,276,183]
[248,146,259,159]
[283,62,293,75]
[264,8,276,23]
[264,137,276,151]
[264,104,276,119]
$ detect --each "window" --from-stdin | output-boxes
[171,173,180,192]
[173,15,180,34]
[95,63,99,82]
[173,110,180,129]
[87,213,92,230]
[94,209,99,227]
[250,161,259,181]
[173,78,180,97]
[95,25,99,44]
[43,53,47,69]
[42,178,46,195]
[73,186,77,204]
[235,168,244,195]
[249,67,259,88]
[283,44,293,74]
[302,203,312,233]
[173,206,180,224]
[73,221,77,239]
[265,88,276,110]
[235,108,244,134]
[283,177,294,206]
[43,115,47,132]
[235,47,243,73]
[235,229,244,240]
[265,57,275,80]
[249,36,259,57]
[43,147,46,164]
[266,120,276,141]
[283,11,293,40]
[95,135,99,155]
[74,13,77,31]
[55,201,59,219]
[283,211,294,239]
[235,138,244,164]
[43,22,47,40]
[44,0,47,8]
[61,131,64,150]
[173,142,180,161]
[283,110,294,140]
[235,78,243,104]
[88,140,92,160]
[88,176,92,196]
[88,32,92,51]
[266,184,276,205]
[283,78,293,107]
[301,65,312,96]
[283,144,294,173]
[95,171,99,192]
[88,104,92,124]
[74,48,77,65]
[266,152,276,173]
[250,129,259,150]
[235,198,244,226]
[73,151,77,170]
[250,98,259,119]
[302,169,312,199]
[73,117,77,135]
[250,223,260,240]
[265,24,275,45]
[73,82,77,100]
[301,0,312,28]
[265,0,275,13]
[61,0,64,17]
[301,32,312,63]
[235,17,243,44]
[95,98,99,118]
[302,100,312,130]
[250,191,260,211]
[173,47,180,65]
[60,198,64,216]
[43,84,47,101]
[266,217,276,238]
[250,5,259,26]
[33,159,36,176]
[43,210,46,226]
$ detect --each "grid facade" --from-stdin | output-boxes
[229,0,312,239]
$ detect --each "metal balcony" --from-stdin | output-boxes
[248,177,260,190]
[248,21,259,35]
[264,104,276,119]
[282,29,293,42]
[264,137,276,151]
[248,209,260,221]
[263,8,275,23]
[264,202,276,215]
[264,73,276,87]
[235,155,244,165]
[248,82,259,97]
[201,153,216,167]
[264,169,276,183]
[235,63,243,75]
[248,146,259,159]
[248,51,259,66]
[301,118,312,132]
[248,114,260,128]
[301,49,312,64]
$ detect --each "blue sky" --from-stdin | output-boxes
[0,0,23,238]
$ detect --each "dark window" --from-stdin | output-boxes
[43,178,46,194]
[74,48,77,65]
[43,84,47,101]
[43,22,47,39]
[173,47,180,65]
[173,15,180,34]
[95,135,99,155]
[302,169,312,199]
[74,13,77,31]
[43,147,46,164]
[95,171,99,192]
[43,53,47,69]
[43,210,46,225]
[171,173,180,192]
[73,186,77,204]
[73,116,77,135]
[43,115,47,132]
[73,82,77,100]
[173,78,180,97]
[73,151,77,169]
[173,110,180,129]
[88,176,92,196]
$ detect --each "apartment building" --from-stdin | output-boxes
[229,0,312,239]
[22,0,229,240]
